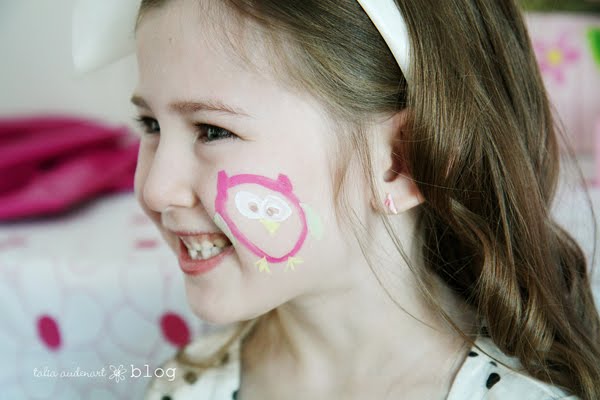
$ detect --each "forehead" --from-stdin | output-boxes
[134,0,290,110]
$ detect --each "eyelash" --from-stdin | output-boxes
[133,116,237,143]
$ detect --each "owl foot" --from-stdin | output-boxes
[255,257,271,274]
[285,257,304,271]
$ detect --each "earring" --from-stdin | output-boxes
[384,193,398,214]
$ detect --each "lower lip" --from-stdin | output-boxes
[177,240,234,276]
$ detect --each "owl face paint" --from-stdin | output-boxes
[234,191,293,233]
[215,171,318,273]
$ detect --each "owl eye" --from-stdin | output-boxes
[261,195,292,222]
[234,191,263,219]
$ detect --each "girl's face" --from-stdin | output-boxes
[133,0,365,323]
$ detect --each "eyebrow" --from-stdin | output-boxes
[130,95,250,117]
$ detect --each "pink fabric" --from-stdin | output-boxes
[0,115,139,220]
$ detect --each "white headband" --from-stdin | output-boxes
[73,0,411,81]
[355,0,410,80]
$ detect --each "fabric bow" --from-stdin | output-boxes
[72,0,141,73]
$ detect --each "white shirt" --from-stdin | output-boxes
[145,324,580,400]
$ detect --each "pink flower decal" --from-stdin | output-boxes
[134,238,159,249]
[0,235,27,250]
[534,32,581,84]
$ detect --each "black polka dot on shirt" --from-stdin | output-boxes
[489,361,497,367]
[162,396,172,400]
[468,351,479,357]
[184,370,198,384]
[486,372,501,389]
[232,389,239,399]
[221,352,230,365]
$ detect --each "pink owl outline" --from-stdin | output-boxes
[214,170,309,266]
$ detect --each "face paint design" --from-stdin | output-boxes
[214,170,322,273]
[234,191,293,234]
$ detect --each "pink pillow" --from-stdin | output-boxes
[0,116,139,220]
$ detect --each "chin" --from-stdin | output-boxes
[183,283,268,326]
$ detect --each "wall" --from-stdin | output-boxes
[0,0,137,125]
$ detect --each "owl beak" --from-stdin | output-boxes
[260,219,280,235]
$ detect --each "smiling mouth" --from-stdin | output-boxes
[178,233,233,261]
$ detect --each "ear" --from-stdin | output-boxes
[276,173,293,192]
[370,109,424,214]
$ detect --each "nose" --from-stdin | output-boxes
[142,137,199,212]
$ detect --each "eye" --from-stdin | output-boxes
[234,191,263,220]
[261,195,292,222]
[196,124,237,143]
[134,116,160,134]
[133,117,238,143]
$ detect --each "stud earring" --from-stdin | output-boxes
[384,193,398,214]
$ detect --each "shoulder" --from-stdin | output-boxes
[448,336,580,400]
[144,323,243,400]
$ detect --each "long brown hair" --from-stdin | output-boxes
[136,0,600,398]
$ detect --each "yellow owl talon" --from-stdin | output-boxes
[255,257,271,274]
[286,257,304,271]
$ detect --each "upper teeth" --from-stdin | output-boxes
[188,246,223,260]
[181,235,231,261]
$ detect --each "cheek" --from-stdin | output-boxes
[213,171,324,273]
[226,200,306,259]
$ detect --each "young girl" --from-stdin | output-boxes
[130,0,600,399]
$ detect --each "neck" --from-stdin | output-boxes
[240,208,479,398]
[241,255,478,398]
